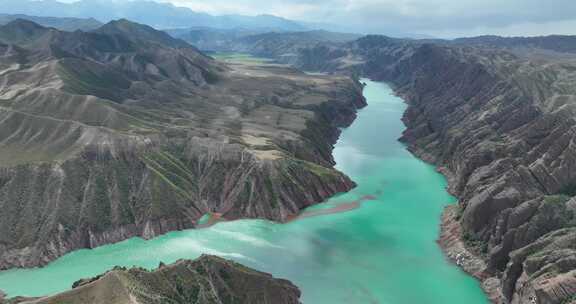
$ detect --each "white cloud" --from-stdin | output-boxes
[157,0,318,18]
[156,0,576,37]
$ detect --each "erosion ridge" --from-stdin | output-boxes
[0,19,366,270]
[233,33,576,303]
[1,255,301,304]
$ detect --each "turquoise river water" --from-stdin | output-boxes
[0,79,489,304]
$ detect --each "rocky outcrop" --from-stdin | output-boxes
[242,34,576,303]
[503,227,576,304]
[4,255,302,304]
[0,20,365,270]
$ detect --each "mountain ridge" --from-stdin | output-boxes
[1,0,308,32]
[0,14,102,32]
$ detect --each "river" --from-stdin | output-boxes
[0,78,489,304]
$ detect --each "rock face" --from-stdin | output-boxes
[234,33,576,303]
[0,20,365,270]
[4,255,302,304]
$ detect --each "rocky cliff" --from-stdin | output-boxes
[242,34,576,303]
[0,19,365,270]
[3,255,301,304]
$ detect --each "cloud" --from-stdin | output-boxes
[158,0,319,18]
[158,0,576,37]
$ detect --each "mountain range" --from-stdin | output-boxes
[168,28,362,52]
[0,14,102,31]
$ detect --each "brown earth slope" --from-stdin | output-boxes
[0,19,365,270]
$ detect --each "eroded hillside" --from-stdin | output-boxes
[0,19,365,269]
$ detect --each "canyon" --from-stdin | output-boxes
[204,32,576,303]
[0,19,365,270]
[0,77,489,304]
[1,11,575,303]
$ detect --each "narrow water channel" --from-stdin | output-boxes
[0,79,489,304]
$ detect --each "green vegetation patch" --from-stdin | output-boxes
[140,150,196,202]
[543,194,571,205]
[210,52,273,64]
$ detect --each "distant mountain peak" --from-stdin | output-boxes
[4,18,47,31]
[97,18,149,32]
[96,19,190,48]
[1,0,309,31]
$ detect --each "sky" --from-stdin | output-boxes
[154,0,576,38]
